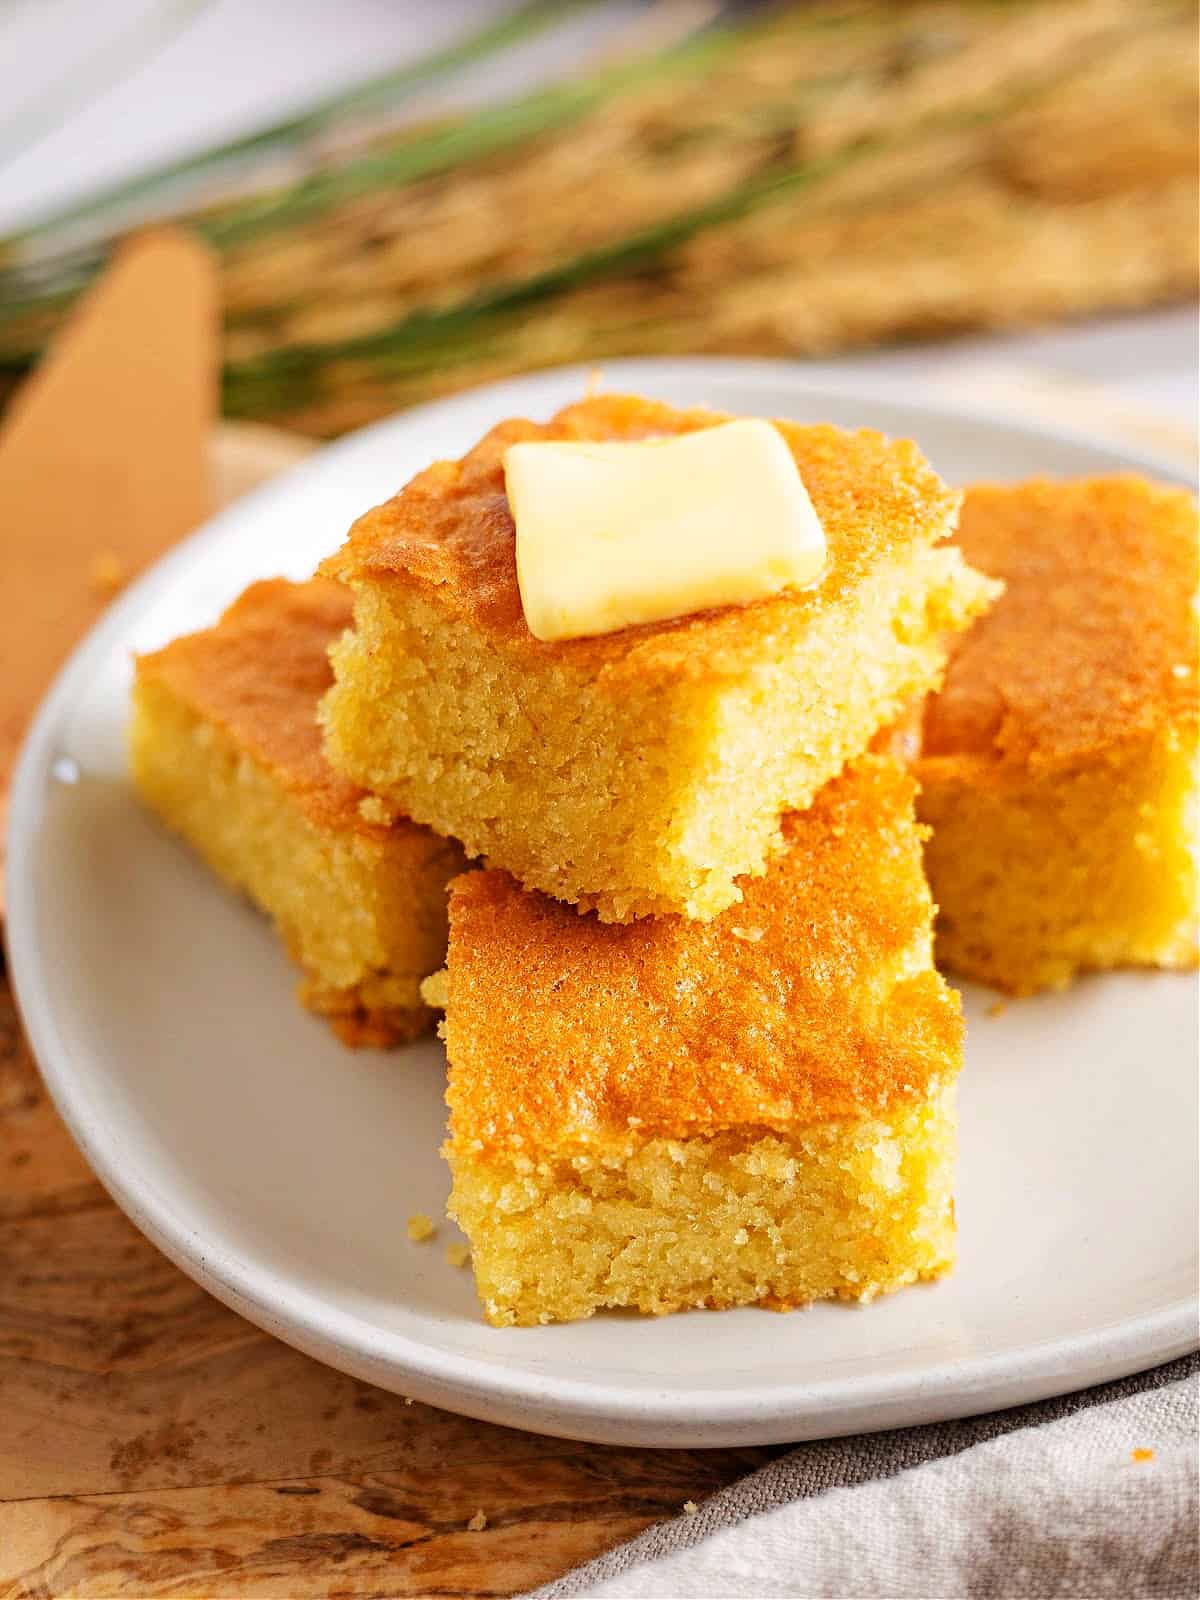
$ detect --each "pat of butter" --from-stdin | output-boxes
[505,419,826,642]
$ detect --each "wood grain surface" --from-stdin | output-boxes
[0,425,780,1599]
[0,975,780,1598]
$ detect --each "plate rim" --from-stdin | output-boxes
[8,354,1198,1447]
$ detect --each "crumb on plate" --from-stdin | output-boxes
[91,550,127,595]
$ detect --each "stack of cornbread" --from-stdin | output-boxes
[130,393,1198,1328]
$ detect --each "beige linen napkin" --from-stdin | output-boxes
[534,1357,1198,1600]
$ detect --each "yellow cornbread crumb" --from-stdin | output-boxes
[91,550,127,594]
[683,1501,699,1515]
[467,1511,488,1532]
[420,968,449,1010]
[407,1213,436,1242]
[446,1242,471,1268]
[1131,1448,1155,1463]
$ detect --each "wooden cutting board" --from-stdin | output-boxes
[0,421,778,1600]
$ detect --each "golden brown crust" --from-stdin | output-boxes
[135,577,428,839]
[321,392,960,680]
[444,756,961,1155]
[922,476,1198,768]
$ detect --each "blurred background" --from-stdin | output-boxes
[0,0,1196,438]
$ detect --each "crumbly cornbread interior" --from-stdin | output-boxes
[322,393,997,921]
[921,729,1198,995]
[448,1096,956,1327]
[130,579,464,1045]
[919,476,1198,994]
[441,757,962,1325]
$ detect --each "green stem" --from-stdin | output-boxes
[200,24,747,249]
[0,2,882,313]
[220,21,1144,418]
[0,1,742,328]
[218,97,1027,394]
[219,140,862,416]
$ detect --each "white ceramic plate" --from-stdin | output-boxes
[8,359,1198,1447]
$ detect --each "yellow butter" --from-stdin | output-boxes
[504,419,827,642]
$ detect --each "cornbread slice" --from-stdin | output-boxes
[130,578,466,1045]
[320,392,997,922]
[918,476,1198,995]
[438,756,962,1326]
